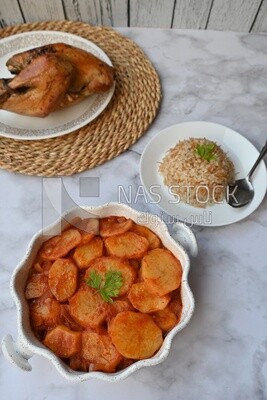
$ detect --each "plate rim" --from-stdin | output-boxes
[139,120,267,227]
[0,30,115,140]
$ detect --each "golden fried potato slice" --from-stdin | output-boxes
[60,304,83,331]
[32,254,53,273]
[169,289,183,321]
[30,297,61,330]
[36,260,53,274]
[106,299,134,322]
[69,286,108,328]
[99,216,133,238]
[141,248,182,296]
[69,355,90,372]
[109,311,163,359]
[33,262,44,273]
[105,232,149,259]
[131,224,161,250]
[73,237,103,269]
[111,299,133,314]
[152,306,178,332]
[81,331,122,372]
[79,231,95,245]
[85,256,136,296]
[48,258,77,302]
[43,325,81,358]
[118,357,135,370]
[128,282,170,313]
[39,229,82,261]
[25,273,49,299]
[77,217,99,244]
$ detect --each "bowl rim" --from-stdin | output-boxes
[10,202,195,382]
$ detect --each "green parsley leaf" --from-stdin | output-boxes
[87,269,102,289]
[86,269,123,303]
[195,142,217,162]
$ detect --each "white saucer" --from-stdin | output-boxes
[140,121,267,227]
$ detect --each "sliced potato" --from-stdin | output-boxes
[30,297,61,330]
[25,273,49,299]
[39,236,60,260]
[69,355,90,372]
[79,231,95,245]
[152,306,177,332]
[60,304,83,331]
[39,229,82,261]
[141,248,182,296]
[40,260,53,273]
[169,289,183,321]
[128,282,170,313]
[48,258,77,302]
[76,217,99,232]
[32,256,53,273]
[106,299,134,321]
[99,216,133,238]
[73,237,103,269]
[43,325,81,358]
[109,311,163,359]
[69,286,108,328]
[118,357,135,370]
[131,224,161,250]
[81,331,122,372]
[111,299,133,314]
[105,232,149,259]
[77,218,99,244]
[33,262,44,273]
[85,256,136,296]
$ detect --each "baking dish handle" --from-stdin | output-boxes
[171,222,198,257]
[1,334,33,371]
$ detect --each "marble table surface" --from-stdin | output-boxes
[0,27,267,400]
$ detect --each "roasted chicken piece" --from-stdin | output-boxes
[0,79,12,104]
[0,54,73,117]
[0,43,114,117]
[7,43,114,95]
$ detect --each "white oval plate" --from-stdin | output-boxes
[0,31,115,140]
[140,121,267,227]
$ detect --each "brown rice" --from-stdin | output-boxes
[159,138,235,208]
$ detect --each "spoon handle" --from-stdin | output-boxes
[247,140,267,179]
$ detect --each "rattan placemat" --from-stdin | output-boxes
[0,21,161,176]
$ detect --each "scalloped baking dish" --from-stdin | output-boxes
[2,203,196,382]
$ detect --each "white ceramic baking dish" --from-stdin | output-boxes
[1,203,197,382]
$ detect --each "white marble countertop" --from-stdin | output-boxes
[0,28,267,400]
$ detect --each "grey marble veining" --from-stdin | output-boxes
[0,28,267,399]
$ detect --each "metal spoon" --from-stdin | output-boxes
[227,140,267,208]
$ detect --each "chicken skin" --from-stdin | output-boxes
[0,43,114,117]
[0,54,73,117]
[7,43,114,94]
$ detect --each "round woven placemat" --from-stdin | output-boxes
[0,21,161,176]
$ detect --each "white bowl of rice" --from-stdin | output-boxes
[159,137,235,208]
